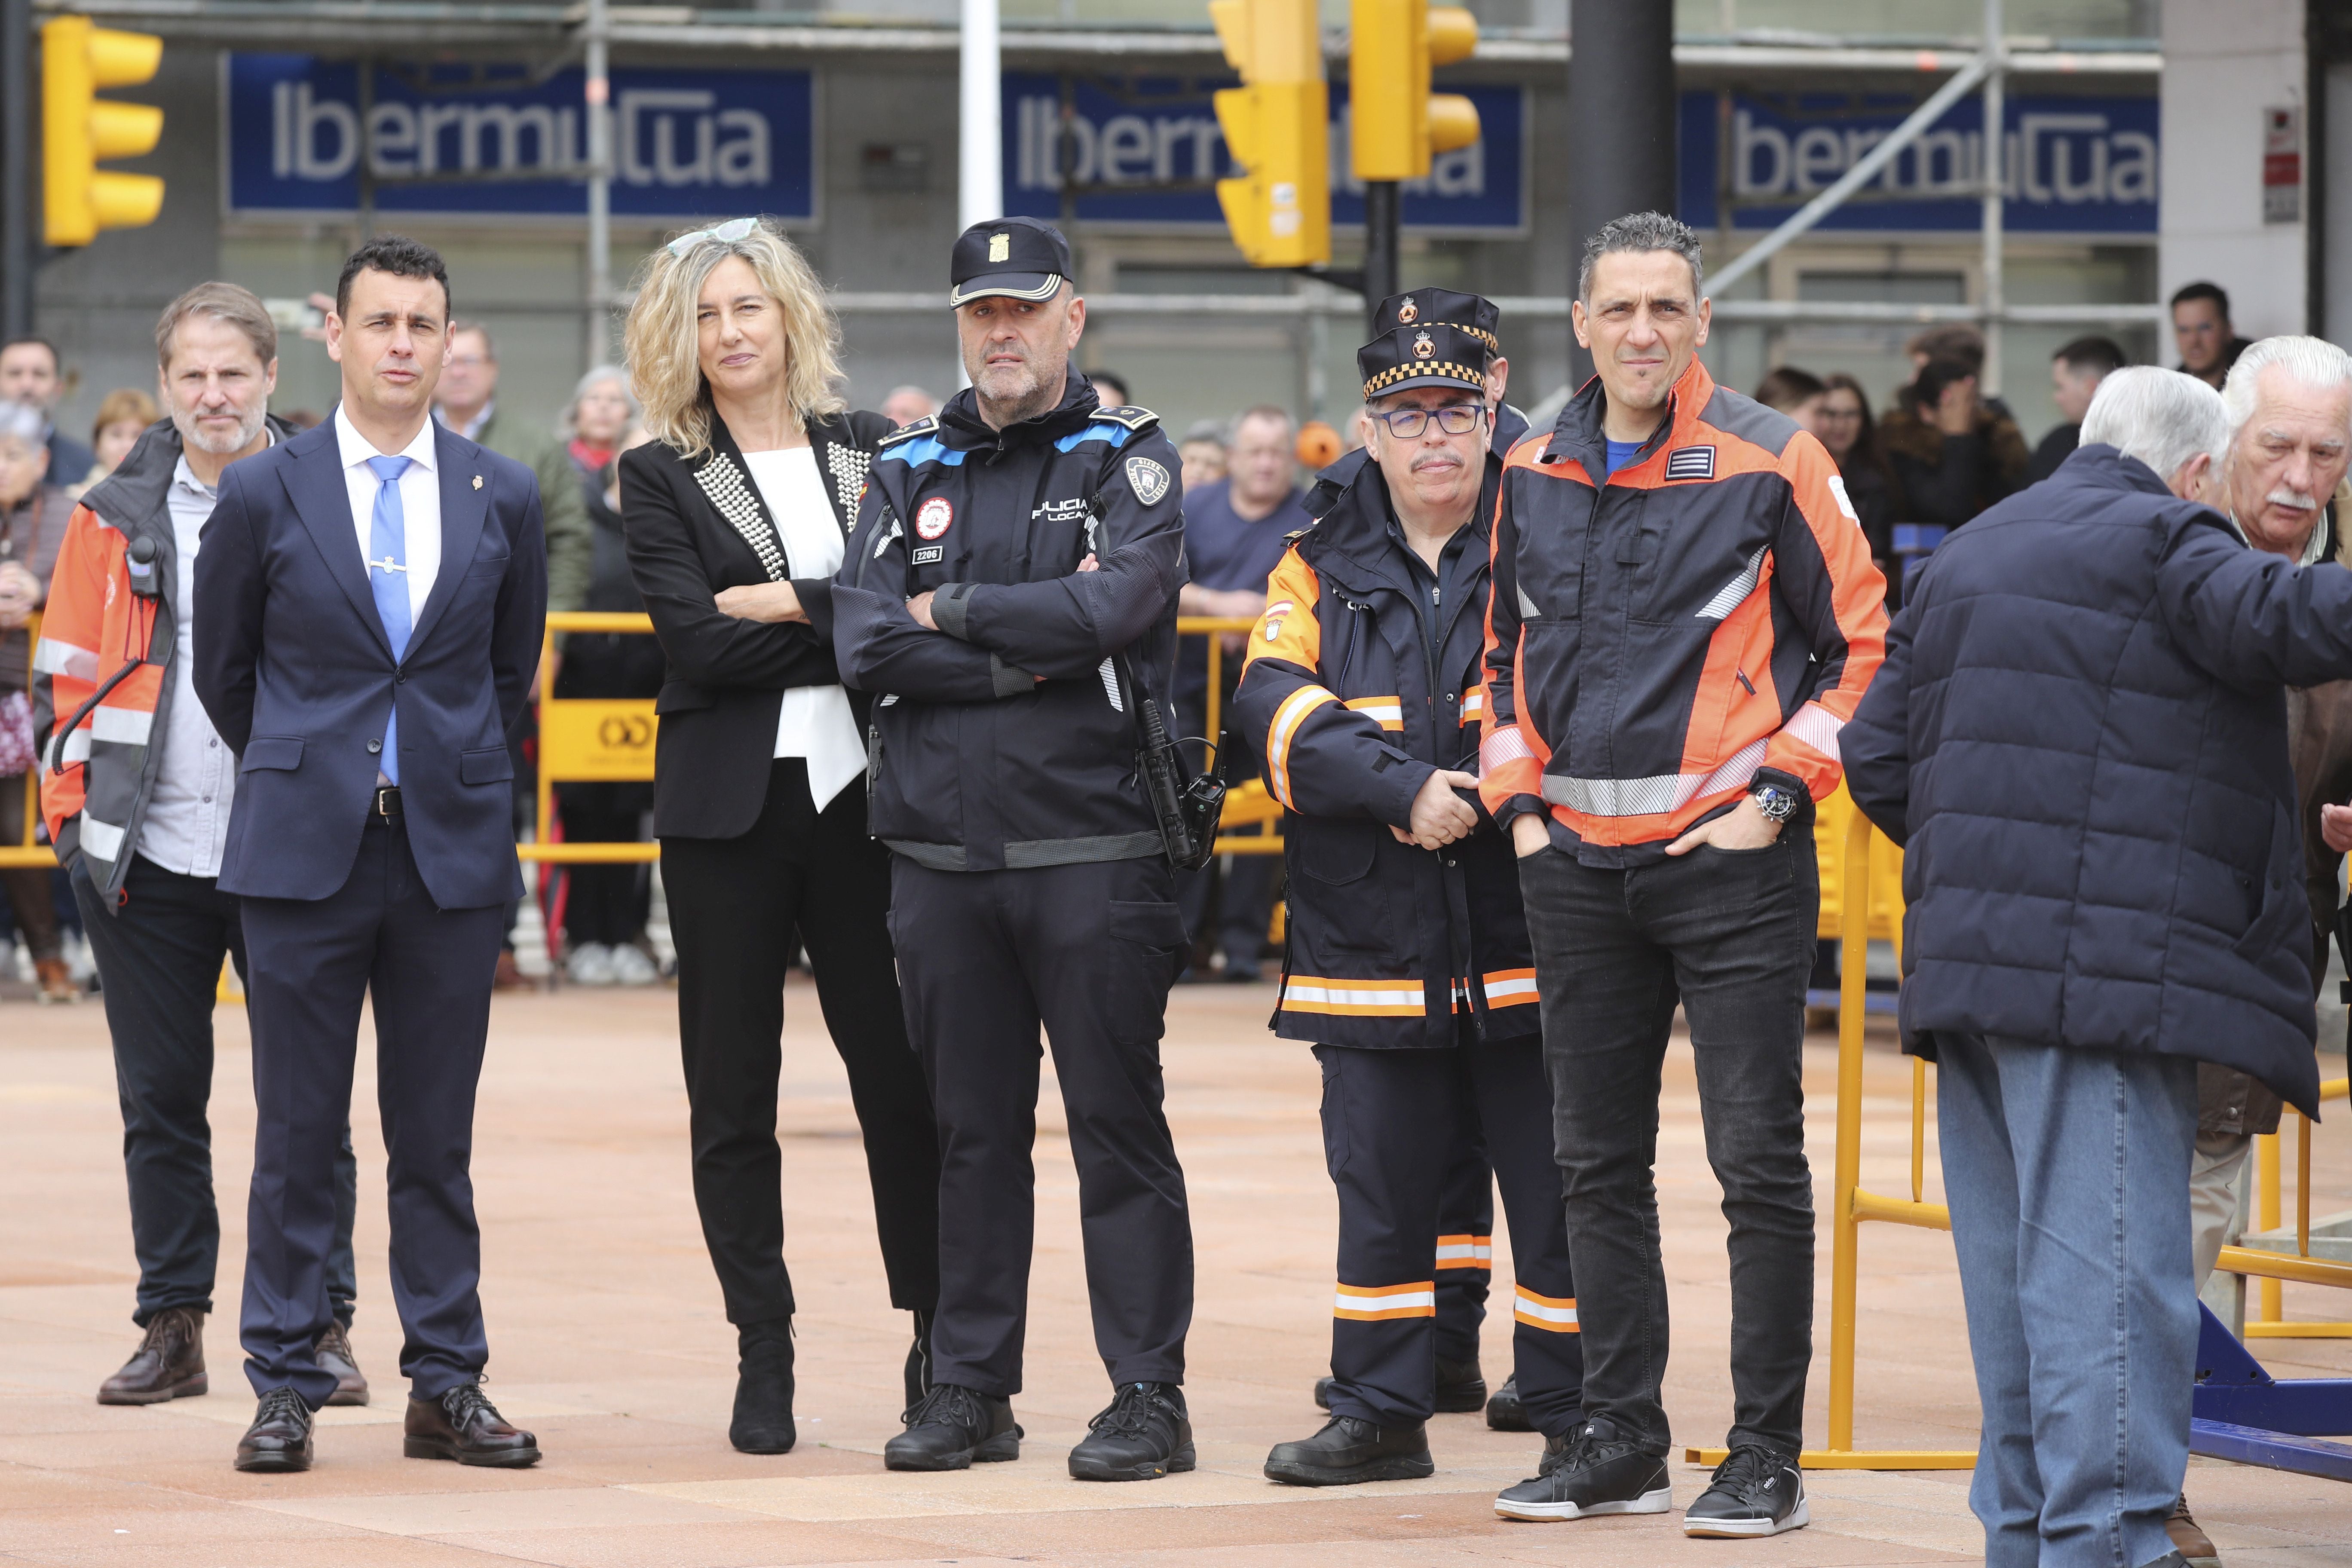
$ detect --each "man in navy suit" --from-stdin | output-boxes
[193,236,547,1473]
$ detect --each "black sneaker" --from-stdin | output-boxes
[1683,1444,1807,1537]
[1485,1374,1532,1432]
[883,1382,1021,1471]
[1493,1415,1671,1522]
[1312,1358,1484,1414]
[1068,1382,1194,1481]
[1265,1415,1436,1486]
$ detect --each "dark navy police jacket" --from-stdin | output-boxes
[1843,444,2352,1116]
[833,378,1187,873]
[192,417,548,910]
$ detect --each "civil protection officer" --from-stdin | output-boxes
[1240,302,1583,1485]
[833,217,1197,1482]
[1302,290,1534,1434]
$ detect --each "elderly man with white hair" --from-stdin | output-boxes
[1844,366,2352,1568]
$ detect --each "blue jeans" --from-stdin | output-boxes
[1938,1033,2198,1568]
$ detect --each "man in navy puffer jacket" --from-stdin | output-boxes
[1844,365,2352,1568]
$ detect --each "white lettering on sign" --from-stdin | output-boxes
[269,77,770,190]
[1010,94,1484,201]
[1730,108,2155,211]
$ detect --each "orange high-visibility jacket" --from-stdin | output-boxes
[1479,355,1889,858]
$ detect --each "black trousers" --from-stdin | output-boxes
[73,854,359,1330]
[1317,1038,1584,1436]
[557,782,652,948]
[891,853,1194,1395]
[1435,1134,1495,1364]
[661,760,940,1323]
[1517,833,1818,1458]
[239,816,505,1407]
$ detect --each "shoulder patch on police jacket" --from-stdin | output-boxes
[876,416,939,448]
[1090,404,1158,431]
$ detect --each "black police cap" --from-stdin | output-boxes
[949,216,1072,308]
[1360,322,1491,402]
[1374,288,1501,354]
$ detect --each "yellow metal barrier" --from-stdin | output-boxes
[2,611,56,868]
[2242,1075,2352,1335]
[1180,614,1285,857]
[523,611,660,865]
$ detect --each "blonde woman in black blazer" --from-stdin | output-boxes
[618,218,937,1455]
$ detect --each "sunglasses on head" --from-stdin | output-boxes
[667,217,760,258]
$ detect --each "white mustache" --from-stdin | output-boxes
[1409,451,1464,472]
[2267,487,2320,512]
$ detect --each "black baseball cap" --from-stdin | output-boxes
[949,216,1072,308]
[1360,322,1492,401]
[1374,288,1502,354]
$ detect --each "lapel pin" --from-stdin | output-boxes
[472,474,483,490]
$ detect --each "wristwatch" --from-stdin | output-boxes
[1750,781,1797,824]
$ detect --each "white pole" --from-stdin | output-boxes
[585,0,612,368]
[1980,0,2004,396]
[959,0,1002,230]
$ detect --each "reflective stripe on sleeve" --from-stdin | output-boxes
[1513,1287,1579,1332]
[1279,976,1427,1017]
[1343,695,1404,732]
[31,637,98,680]
[1461,685,1487,721]
[1335,1281,1437,1320]
[1435,1234,1493,1270]
[1479,723,1534,773]
[1780,700,1845,763]
[1266,686,1339,808]
[1482,968,1539,1008]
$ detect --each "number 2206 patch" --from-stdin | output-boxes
[915,496,955,539]
[911,545,945,564]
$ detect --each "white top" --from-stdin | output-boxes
[741,446,864,812]
[334,404,441,627]
[136,449,257,877]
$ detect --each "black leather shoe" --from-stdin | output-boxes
[99,1306,206,1405]
[903,1310,934,1412]
[404,1384,541,1467]
[1434,1356,1487,1413]
[885,1382,1021,1471]
[314,1322,369,1408]
[1069,1382,1194,1481]
[1265,1415,1435,1485]
[1485,1374,1532,1431]
[731,1322,794,1455]
[234,1387,313,1473]
[1494,1415,1670,1521]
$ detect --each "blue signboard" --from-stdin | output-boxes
[1004,74,1526,233]
[1678,90,2158,234]
[223,54,815,221]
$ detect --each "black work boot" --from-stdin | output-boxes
[234,1387,314,1473]
[1485,1374,1532,1431]
[1265,1415,1436,1485]
[903,1310,934,1412]
[1068,1382,1194,1481]
[99,1306,207,1405]
[884,1382,1021,1471]
[730,1320,795,1455]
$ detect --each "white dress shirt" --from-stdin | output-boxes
[335,404,441,628]
[741,447,865,812]
[135,447,263,877]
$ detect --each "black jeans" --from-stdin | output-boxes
[661,759,941,1324]
[1516,831,1818,1458]
[72,854,358,1330]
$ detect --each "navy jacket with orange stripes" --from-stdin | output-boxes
[1480,355,1888,864]
[1233,450,1540,1050]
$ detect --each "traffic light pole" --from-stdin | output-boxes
[1563,0,1674,383]
[1361,179,1399,333]
[2,0,31,340]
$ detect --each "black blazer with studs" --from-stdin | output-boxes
[619,406,894,839]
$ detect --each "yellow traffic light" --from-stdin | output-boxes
[43,17,165,248]
[1349,0,1479,183]
[1211,0,1330,269]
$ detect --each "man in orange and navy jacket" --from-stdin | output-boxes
[1235,297,1583,1490]
[1480,214,1886,1537]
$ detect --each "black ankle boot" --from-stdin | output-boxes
[731,1320,795,1455]
[903,1310,934,1412]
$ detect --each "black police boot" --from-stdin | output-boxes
[729,1320,795,1455]
[1682,1444,1807,1537]
[1265,1415,1435,1486]
[884,1382,1021,1471]
[1493,1415,1671,1521]
[903,1310,934,1412]
[1485,1374,1533,1431]
[234,1386,314,1473]
[1435,1356,1487,1413]
[1069,1381,1194,1481]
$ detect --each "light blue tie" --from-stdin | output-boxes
[365,454,413,786]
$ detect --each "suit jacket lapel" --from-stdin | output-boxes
[407,424,489,654]
[281,423,393,660]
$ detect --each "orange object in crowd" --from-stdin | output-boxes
[1295,420,1341,469]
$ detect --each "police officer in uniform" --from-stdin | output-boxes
[1240,300,1582,1485]
[833,217,1197,1482]
[1304,290,1535,1435]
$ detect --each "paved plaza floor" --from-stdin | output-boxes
[5,978,2352,1566]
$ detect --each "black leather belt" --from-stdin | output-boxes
[371,785,403,821]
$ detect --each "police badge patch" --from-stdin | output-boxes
[1125,456,1171,505]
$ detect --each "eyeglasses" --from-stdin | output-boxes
[1370,403,1485,438]
[667,217,759,258]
